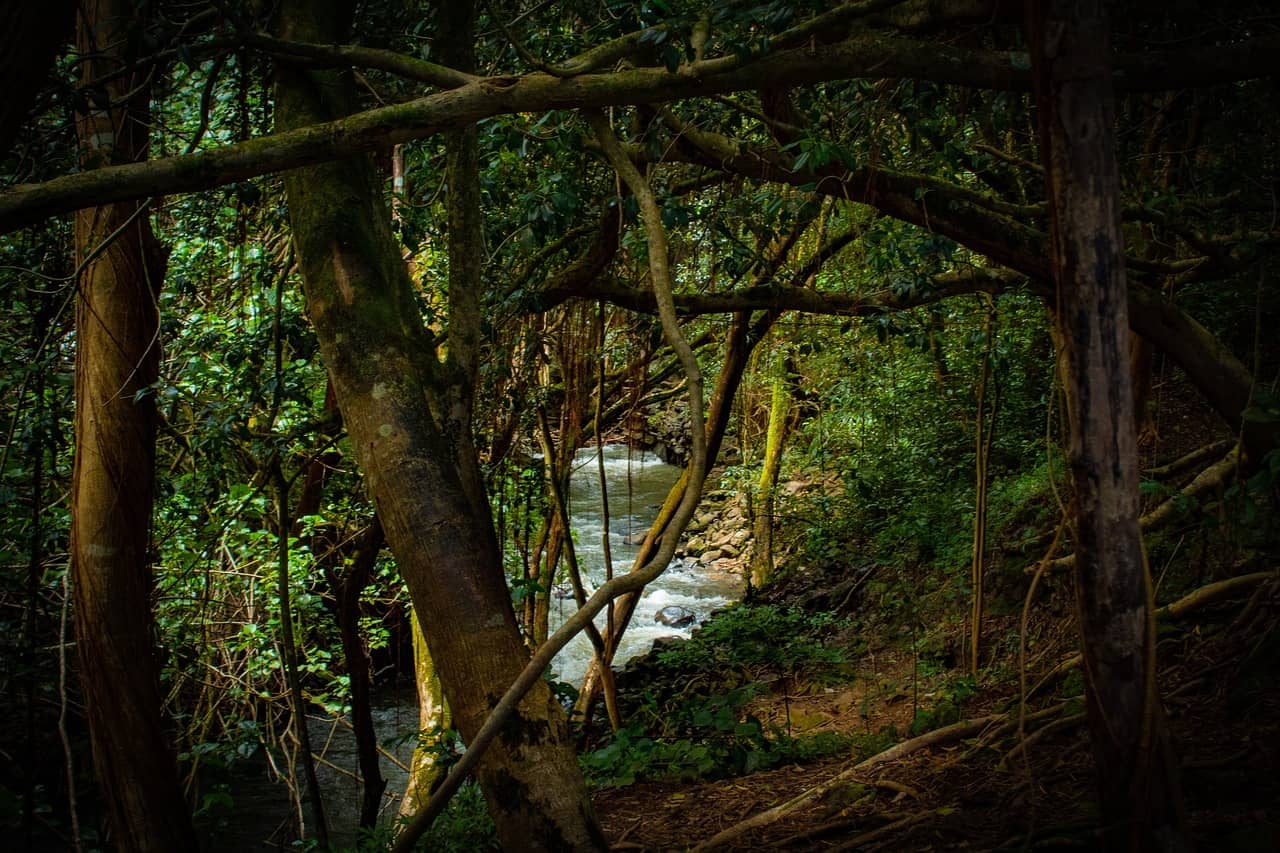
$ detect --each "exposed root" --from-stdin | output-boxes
[997,712,1087,771]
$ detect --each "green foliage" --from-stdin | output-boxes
[908,675,978,736]
[655,604,846,676]
[584,606,858,787]
[399,782,498,853]
[583,687,772,785]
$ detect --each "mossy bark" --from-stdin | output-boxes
[274,2,603,848]
[750,352,792,591]
[399,609,450,817]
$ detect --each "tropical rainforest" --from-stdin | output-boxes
[0,0,1277,850]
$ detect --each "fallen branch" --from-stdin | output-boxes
[1145,438,1235,480]
[1028,572,1273,697]
[691,715,1000,851]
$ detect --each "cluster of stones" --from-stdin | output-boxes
[675,486,753,578]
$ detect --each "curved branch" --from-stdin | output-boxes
[539,266,1018,317]
[6,31,1277,233]
[240,31,478,88]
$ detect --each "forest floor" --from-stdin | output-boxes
[591,395,1280,852]
[593,591,1280,851]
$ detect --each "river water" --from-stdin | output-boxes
[549,444,742,685]
[209,445,740,849]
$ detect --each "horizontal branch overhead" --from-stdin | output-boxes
[3,31,1277,233]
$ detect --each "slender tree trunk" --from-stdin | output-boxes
[271,463,329,846]
[69,2,197,848]
[329,522,386,828]
[399,609,451,816]
[750,352,792,591]
[1029,2,1186,848]
[275,2,604,848]
[969,301,998,674]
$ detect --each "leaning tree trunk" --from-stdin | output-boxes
[274,1,605,849]
[70,2,197,850]
[1029,2,1185,849]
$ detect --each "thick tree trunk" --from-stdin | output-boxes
[69,2,197,849]
[1029,2,1185,849]
[274,1,604,848]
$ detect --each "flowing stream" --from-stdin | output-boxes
[549,444,742,685]
[209,445,740,849]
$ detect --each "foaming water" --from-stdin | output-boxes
[549,445,742,685]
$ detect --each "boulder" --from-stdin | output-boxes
[698,548,724,564]
[655,605,697,628]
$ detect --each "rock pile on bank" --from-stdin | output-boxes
[674,484,753,583]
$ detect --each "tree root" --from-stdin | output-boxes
[693,570,1272,852]
[997,712,1087,770]
[1144,438,1235,480]
[1156,571,1275,621]
[1028,571,1272,698]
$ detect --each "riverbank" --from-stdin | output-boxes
[582,451,1280,852]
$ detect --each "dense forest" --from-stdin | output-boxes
[1,0,1277,850]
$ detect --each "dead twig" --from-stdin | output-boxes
[998,712,1087,770]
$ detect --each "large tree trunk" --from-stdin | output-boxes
[274,1,605,848]
[1029,2,1185,849]
[70,2,197,849]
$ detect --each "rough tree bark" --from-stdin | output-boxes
[69,1,197,849]
[274,0,605,848]
[1029,1,1186,848]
